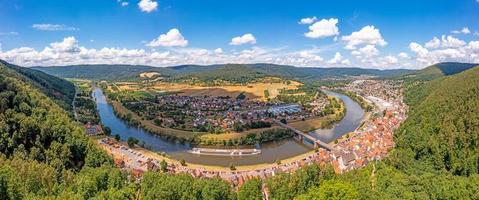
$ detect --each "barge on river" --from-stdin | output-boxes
[188,147,261,156]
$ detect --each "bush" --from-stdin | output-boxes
[127,137,139,148]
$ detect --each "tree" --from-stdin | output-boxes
[264,89,270,99]
[127,137,139,148]
[160,160,168,172]
[103,126,112,136]
[114,134,121,141]
[296,180,359,200]
[238,178,263,200]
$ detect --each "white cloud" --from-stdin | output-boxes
[327,52,349,65]
[214,48,223,54]
[121,2,129,6]
[32,24,78,31]
[409,42,429,57]
[298,16,317,25]
[467,41,479,50]
[48,36,80,53]
[353,45,379,58]
[452,27,471,34]
[138,0,158,13]
[299,50,323,62]
[424,35,466,49]
[147,29,188,47]
[384,55,398,65]
[408,36,475,66]
[304,18,339,39]
[440,35,466,48]
[342,25,387,49]
[229,33,256,45]
[425,37,441,49]
[398,52,409,59]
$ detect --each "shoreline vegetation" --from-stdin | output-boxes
[334,89,373,112]
[101,83,347,147]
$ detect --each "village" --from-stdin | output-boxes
[121,90,333,133]
[97,79,408,188]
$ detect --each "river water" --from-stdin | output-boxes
[93,88,364,166]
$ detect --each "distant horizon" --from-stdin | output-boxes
[1,0,478,69]
[28,61,421,71]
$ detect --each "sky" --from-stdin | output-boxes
[0,0,478,69]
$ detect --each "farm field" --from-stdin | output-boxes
[114,79,302,101]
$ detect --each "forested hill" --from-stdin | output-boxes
[0,60,75,110]
[0,61,118,199]
[34,63,414,81]
[179,64,266,83]
[291,65,479,199]
[403,62,477,81]
[396,65,479,175]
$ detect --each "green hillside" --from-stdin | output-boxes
[33,64,163,81]
[404,62,477,81]
[1,60,75,110]
[180,64,266,84]
[34,63,414,82]
[395,66,479,175]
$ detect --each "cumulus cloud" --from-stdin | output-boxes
[121,2,129,6]
[147,29,188,47]
[138,0,158,13]
[304,18,339,39]
[352,45,379,58]
[341,25,387,49]
[32,24,78,31]
[425,37,441,49]
[452,27,471,34]
[327,52,349,65]
[48,36,81,53]
[424,35,466,49]
[0,36,345,68]
[440,35,466,48]
[229,33,256,45]
[214,48,223,54]
[299,50,323,62]
[384,55,398,65]
[408,35,478,66]
[298,16,317,24]
[398,52,409,59]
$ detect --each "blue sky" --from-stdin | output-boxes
[0,0,478,69]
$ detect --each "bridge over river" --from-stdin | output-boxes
[274,120,334,151]
[94,88,363,166]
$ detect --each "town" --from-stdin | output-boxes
[118,88,334,134]
[97,79,407,187]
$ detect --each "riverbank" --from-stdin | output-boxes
[97,136,318,172]
[106,85,346,147]
[109,100,202,141]
[93,87,368,166]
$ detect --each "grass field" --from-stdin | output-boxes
[114,79,302,101]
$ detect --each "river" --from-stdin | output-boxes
[93,88,364,166]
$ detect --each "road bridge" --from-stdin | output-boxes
[274,120,334,151]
